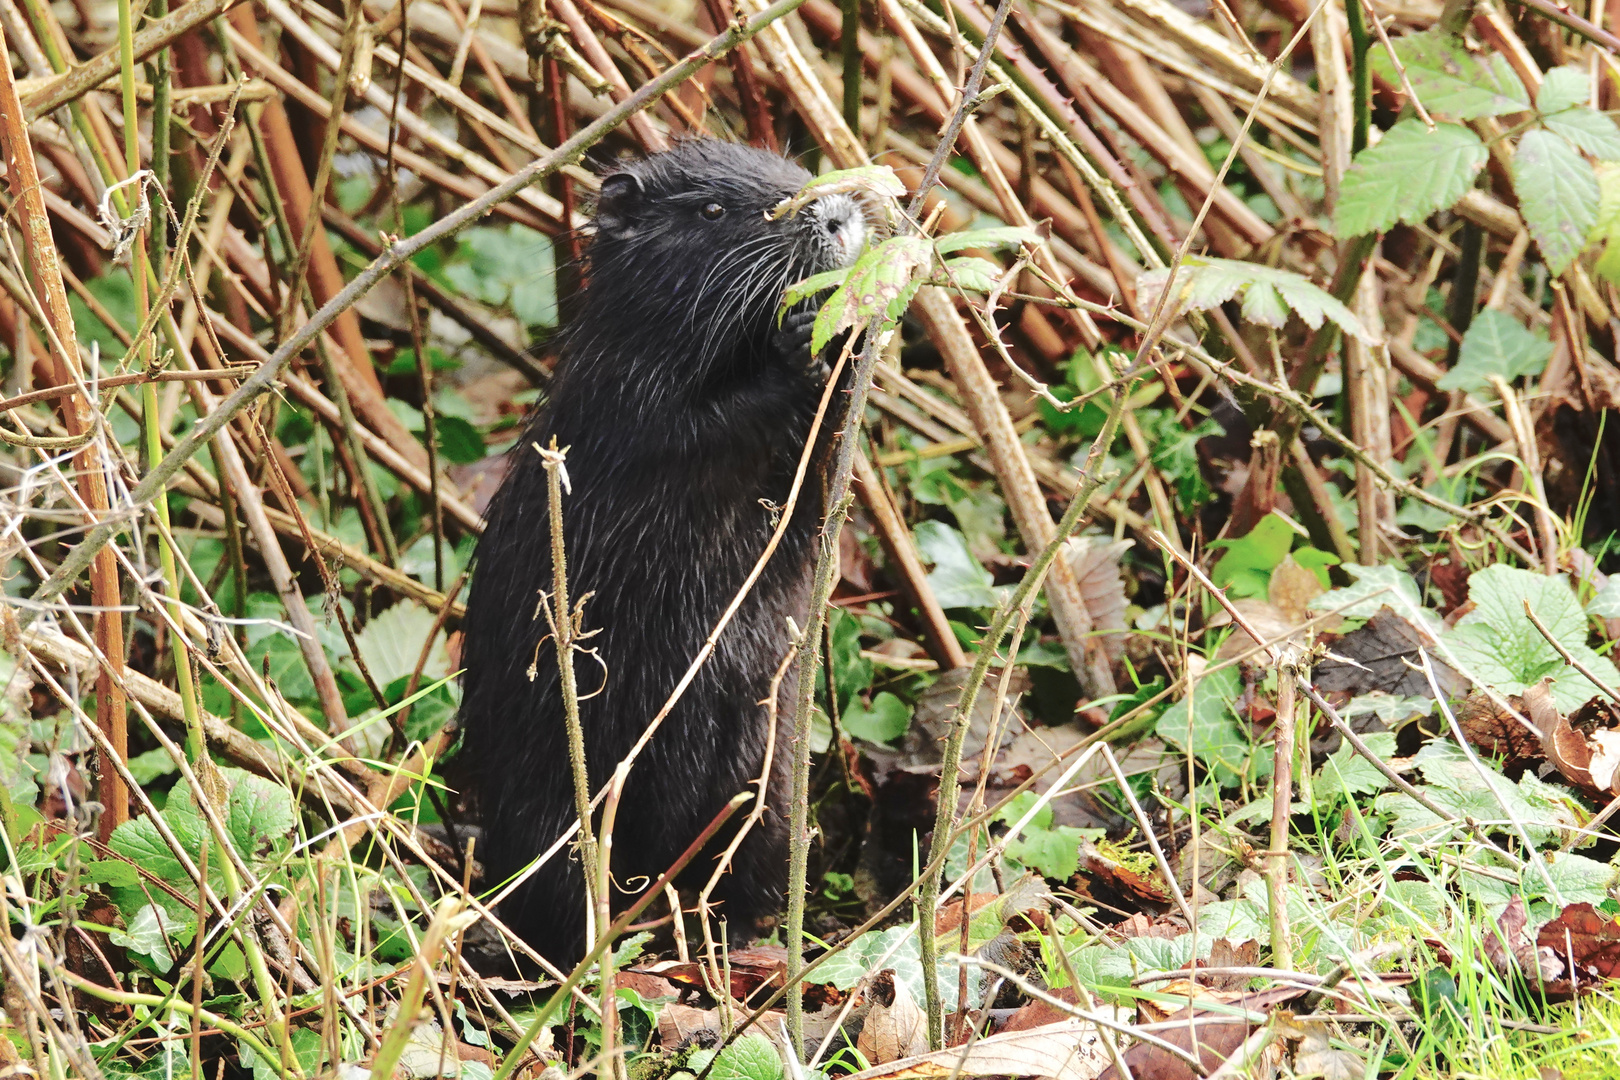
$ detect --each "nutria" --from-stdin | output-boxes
[457,140,867,965]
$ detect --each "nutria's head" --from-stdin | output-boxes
[577,141,866,372]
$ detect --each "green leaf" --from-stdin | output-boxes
[1538,66,1591,115]
[443,225,557,327]
[1436,309,1552,394]
[354,603,453,688]
[108,815,193,887]
[781,267,850,310]
[80,858,141,889]
[1210,512,1297,599]
[1592,163,1620,285]
[842,691,911,745]
[1140,257,1372,341]
[798,164,906,199]
[914,520,1000,610]
[110,903,189,973]
[1309,563,1444,636]
[827,607,874,714]
[226,772,297,861]
[1439,565,1620,710]
[1156,666,1261,787]
[933,226,1040,254]
[1335,121,1487,237]
[1545,108,1620,162]
[1317,731,1398,800]
[1371,30,1532,118]
[1005,824,1083,881]
[813,923,970,1011]
[1513,128,1599,276]
[1589,576,1620,618]
[942,256,1006,292]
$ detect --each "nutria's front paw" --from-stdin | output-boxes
[772,309,829,379]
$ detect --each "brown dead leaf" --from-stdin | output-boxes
[1530,684,1620,798]
[1314,610,1463,700]
[1096,1010,1255,1080]
[1535,902,1620,996]
[1002,986,1082,1032]
[1212,599,1305,667]
[656,1003,722,1048]
[857,970,929,1063]
[1457,691,1544,765]
[1081,841,1174,906]
[1268,554,1326,624]
[842,1018,1114,1080]
[1064,536,1133,659]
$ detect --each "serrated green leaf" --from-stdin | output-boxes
[1372,30,1532,118]
[354,603,452,688]
[780,267,849,310]
[1513,128,1599,276]
[1239,280,1289,327]
[942,256,1006,292]
[1436,309,1551,394]
[1545,108,1620,161]
[1138,258,1370,341]
[799,164,905,199]
[227,772,297,861]
[1439,565,1620,710]
[1335,121,1487,237]
[1539,66,1591,115]
[108,814,193,887]
[933,226,1040,254]
[80,858,141,889]
[810,279,851,355]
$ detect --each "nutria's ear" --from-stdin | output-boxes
[595,172,643,234]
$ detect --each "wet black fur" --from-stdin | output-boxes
[457,141,855,965]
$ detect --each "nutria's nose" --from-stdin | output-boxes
[812,193,866,265]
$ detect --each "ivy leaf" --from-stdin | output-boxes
[842,691,912,745]
[1156,666,1261,787]
[1546,108,1620,162]
[110,904,190,973]
[1371,30,1531,118]
[1317,731,1399,800]
[1334,121,1487,237]
[1137,257,1370,341]
[913,521,999,610]
[1538,66,1591,115]
[1309,563,1445,637]
[1436,309,1552,394]
[1589,576,1620,618]
[1513,128,1599,276]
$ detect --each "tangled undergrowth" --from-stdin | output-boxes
[2,0,1620,1077]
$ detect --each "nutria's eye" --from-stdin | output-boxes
[700,202,726,220]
